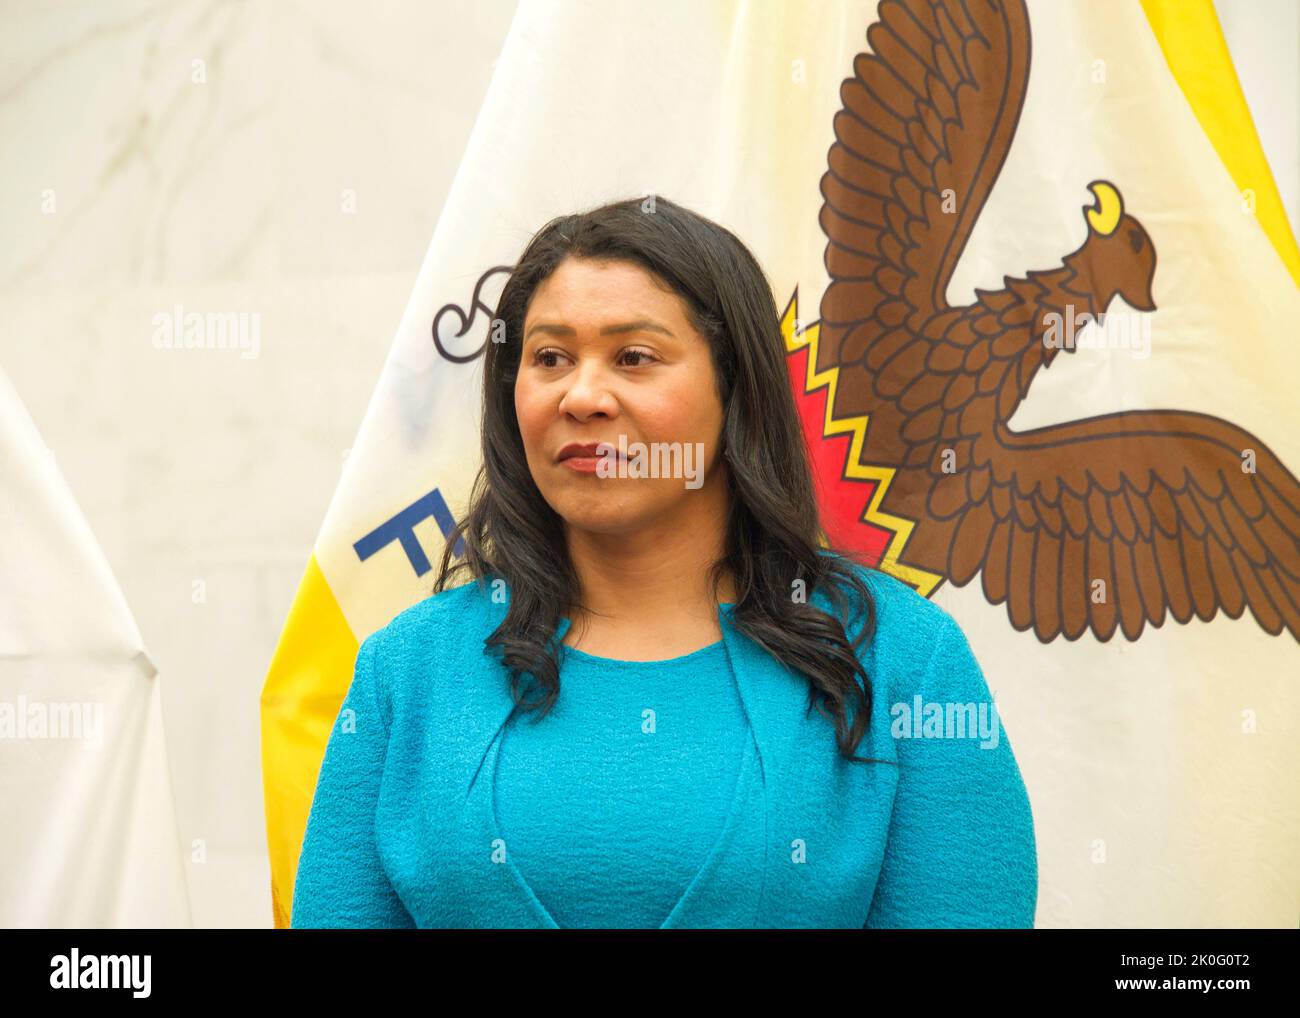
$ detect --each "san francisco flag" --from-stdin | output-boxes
[261,0,1300,928]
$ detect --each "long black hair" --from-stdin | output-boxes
[433,195,888,763]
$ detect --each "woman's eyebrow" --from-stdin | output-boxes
[524,319,676,341]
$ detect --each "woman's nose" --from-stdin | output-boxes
[558,360,616,418]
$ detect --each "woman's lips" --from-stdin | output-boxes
[559,450,627,474]
[556,444,626,475]
[560,455,604,473]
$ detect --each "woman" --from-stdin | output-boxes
[291,196,1038,929]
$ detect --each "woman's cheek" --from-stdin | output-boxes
[514,387,547,445]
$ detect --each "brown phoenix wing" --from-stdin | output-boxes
[819,0,1030,356]
[930,412,1300,640]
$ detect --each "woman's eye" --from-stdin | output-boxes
[619,348,656,367]
[533,348,656,368]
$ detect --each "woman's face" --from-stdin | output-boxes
[514,256,728,537]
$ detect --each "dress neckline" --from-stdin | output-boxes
[556,602,736,667]
[560,638,726,667]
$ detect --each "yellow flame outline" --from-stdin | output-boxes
[782,289,943,597]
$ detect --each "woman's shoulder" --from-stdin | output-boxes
[359,576,498,681]
[816,551,967,672]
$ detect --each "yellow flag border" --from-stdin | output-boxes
[1141,0,1300,287]
[259,553,359,928]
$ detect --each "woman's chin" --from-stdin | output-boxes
[553,500,658,536]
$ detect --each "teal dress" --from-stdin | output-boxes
[494,638,747,928]
[290,560,1040,928]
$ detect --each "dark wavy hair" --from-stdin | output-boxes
[433,195,888,763]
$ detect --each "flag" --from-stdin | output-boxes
[261,0,1300,928]
[0,367,190,926]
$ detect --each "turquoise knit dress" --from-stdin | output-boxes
[493,638,747,928]
[289,562,1040,929]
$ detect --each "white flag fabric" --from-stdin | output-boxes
[263,0,1300,928]
[0,367,190,927]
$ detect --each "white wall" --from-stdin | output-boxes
[0,0,520,927]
